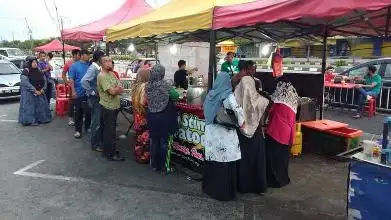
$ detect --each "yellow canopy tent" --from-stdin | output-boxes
[106,0,255,41]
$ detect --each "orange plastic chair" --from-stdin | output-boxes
[364,97,376,117]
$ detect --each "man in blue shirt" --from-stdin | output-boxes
[69,50,91,138]
[81,50,105,151]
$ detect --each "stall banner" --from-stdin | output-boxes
[172,104,205,172]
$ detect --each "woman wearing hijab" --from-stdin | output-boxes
[146,64,179,174]
[132,68,151,164]
[203,71,244,201]
[234,60,270,194]
[265,81,298,188]
[19,56,52,126]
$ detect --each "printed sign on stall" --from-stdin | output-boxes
[172,111,205,172]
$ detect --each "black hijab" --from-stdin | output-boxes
[23,57,45,90]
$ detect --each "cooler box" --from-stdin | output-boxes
[301,120,362,156]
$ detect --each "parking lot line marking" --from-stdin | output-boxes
[0,114,7,117]
[17,171,81,181]
[13,160,45,174]
[13,160,82,182]
[0,119,17,122]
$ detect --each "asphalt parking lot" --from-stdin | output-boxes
[0,99,347,220]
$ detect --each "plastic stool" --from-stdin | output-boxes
[56,84,66,98]
[56,97,69,116]
[364,97,376,117]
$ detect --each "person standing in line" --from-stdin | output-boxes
[81,50,105,152]
[62,49,81,126]
[234,60,270,195]
[37,51,53,103]
[265,81,298,188]
[97,56,125,161]
[202,70,244,201]
[69,50,91,139]
[131,68,151,163]
[146,64,179,174]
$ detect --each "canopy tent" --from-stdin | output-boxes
[106,0,255,42]
[62,0,152,41]
[34,39,80,52]
[213,0,391,39]
[106,0,391,119]
[108,0,391,42]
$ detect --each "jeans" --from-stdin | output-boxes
[88,96,102,148]
[357,88,378,112]
[102,107,119,157]
[150,136,168,171]
[74,96,91,133]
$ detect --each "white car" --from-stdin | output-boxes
[0,60,21,99]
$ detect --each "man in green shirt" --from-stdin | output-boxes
[97,55,125,161]
[221,52,239,77]
[353,65,382,119]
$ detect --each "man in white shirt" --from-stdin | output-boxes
[47,52,58,83]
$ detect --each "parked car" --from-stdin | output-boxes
[340,58,391,82]
[0,47,26,59]
[0,60,21,99]
[0,54,25,69]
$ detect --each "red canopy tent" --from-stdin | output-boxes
[213,0,391,38]
[34,39,80,52]
[211,0,391,119]
[62,0,152,41]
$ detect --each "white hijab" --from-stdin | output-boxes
[234,76,269,138]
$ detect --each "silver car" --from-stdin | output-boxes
[0,60,21,99]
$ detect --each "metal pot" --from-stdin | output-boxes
[186,85,207,105]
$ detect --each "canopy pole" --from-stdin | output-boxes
[319,26,328,120]
[386,7,391,38]
[208,30,216,90]
[60,18,65,65]
[105,42,110,55]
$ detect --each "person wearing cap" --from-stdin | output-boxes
[81,50,105,151]
[353,65,382,119]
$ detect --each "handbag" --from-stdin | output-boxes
[215,105,237,127]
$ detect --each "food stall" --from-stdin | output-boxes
[108,0,391,173]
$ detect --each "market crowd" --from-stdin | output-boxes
[18,49,299,201]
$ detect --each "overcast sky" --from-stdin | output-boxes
[0,0,170,41]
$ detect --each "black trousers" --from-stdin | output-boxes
[45,80,53,103]
[68,98,75,118]
[74,96,91,133]
[102,107,119,157]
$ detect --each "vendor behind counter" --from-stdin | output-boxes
[174,60,198,90]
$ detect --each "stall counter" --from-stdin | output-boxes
[172,102,205,172]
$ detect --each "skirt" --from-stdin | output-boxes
[265,134,291,188]
[202,160,237,201]
[237,128,267,194]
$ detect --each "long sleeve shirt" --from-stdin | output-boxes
[81,62,100,96]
